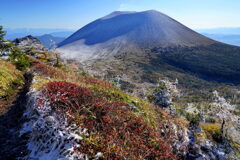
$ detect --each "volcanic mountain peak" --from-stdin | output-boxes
[57,10,217,62]
[101,11,137,20]
[64,11,213,45]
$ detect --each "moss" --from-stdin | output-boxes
[200,123,222,142]
[234,143,240,149]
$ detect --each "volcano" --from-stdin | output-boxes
[58,10,240,85]
[58,10,215,60]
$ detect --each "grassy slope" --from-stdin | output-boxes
[28,58,188,159]
[90,43,240,105]
[0,60,24,115]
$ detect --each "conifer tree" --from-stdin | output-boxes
[0,26,6,41]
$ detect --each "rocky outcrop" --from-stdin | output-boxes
[13,35,47,51]
[12,35,55,64]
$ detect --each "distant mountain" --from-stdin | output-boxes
[36,34,65,49]
[5,28,75,40]
[196,27,240,35]
[201,33,240,46]
[195,28,240,46]
[49,31,74,38]
[58,10,240,86]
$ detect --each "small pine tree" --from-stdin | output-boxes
[0,26,8,55]
[148,78,180,115]
[9,45,30,70]
[0,26,6,41]
[0,26,30,70]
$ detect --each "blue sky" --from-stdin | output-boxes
[1,0,240,30]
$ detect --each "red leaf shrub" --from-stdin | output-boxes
[31,63,113,89]
[38,81,177,159]
[40,81,93,112]
[31,63,67,79]
[78,77,113,89]
[77,100,177,159]
[27,55,42,65]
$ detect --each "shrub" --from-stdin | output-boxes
[31,63,67,79]
[78,100,176,159]
[186,112,201,126]
[148,79,179,109]
[39,81,93,111]
[38,81,177,159]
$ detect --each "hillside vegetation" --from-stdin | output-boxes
[0,25,240,159]
[24,57,189,159]
[0,60,24,114]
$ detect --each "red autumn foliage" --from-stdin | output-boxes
[77,100,176,160]
[31,63,67,79]
[39,81,177,159]
[27,55,42,65]
[78,76,113,89]
[31,62,113,89]
[40,81,93,110]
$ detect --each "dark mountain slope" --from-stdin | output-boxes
[149,43,240,83]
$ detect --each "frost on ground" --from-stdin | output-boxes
[20,91,89,160]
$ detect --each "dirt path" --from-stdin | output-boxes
[0,73,33,160]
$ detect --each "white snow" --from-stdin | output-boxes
[20,91,88,160]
